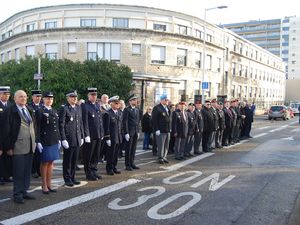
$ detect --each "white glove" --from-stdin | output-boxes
[62,140,69,149]
[85,136,91,143]
[58,140,61,149]
[106,140,111,147]
[155,130,161,136]
[137,133,140,139]
[241,115,246,119]
[80,139,84,146]
[37,143,43,153]
[125,134,130,142]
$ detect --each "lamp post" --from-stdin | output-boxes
[201,5,228,104]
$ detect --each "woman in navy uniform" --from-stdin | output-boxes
[36,92,60,194]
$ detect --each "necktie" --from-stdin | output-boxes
[22,108,31,125]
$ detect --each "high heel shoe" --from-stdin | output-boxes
[47,187,57,193]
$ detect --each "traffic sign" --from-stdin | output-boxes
[202,82,209,90]
[34,73,43,80]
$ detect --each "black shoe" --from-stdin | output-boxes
[72,180,81,185]
[194,151,202,155]
[131,165,140,169]
[158,159,164,164]
[48,187,57,193]
[32,173,39,178]
[3,178,13,182]
[14,197,24,204]
[42,190,50,194]
[65,181,74,187]
[125,166,133,171]
[93,174,102,180]
[184,154,191,158]
[113,169,121,174]
[23,193,36,200]
[86,176,97,181]
[180,156,187,160]
[163,158,169,163]
[175,157,181,160]
[107,170,114,176]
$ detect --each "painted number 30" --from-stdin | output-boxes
[108,171,235,220]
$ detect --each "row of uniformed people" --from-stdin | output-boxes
[0,86,141,203]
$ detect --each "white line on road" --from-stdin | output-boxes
[222,140,248,149]
[257,126,271,130]
[137,160,157,166]
[0,179,141,225]
[269,125,289,133]
[252,133,268,138]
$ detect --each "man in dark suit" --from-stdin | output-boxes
[184,103,197,157]
[103,96,123,175]
[59,90,84,187]
[152,95,172,164]
[172,102,188,160]
[222,100,233,146]
[0,86,13,185]
[82,88,104,181]
[3,90,36,203]
[28,89,43,179]
[216,102,225,148]
[209,99,219,150]
[194,101,204,155]
[123,94,140,171]
[201,100,215,152]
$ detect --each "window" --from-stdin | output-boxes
[225,48,229,61]
[45,43,58,60]
[239,65,242,76]
[7,51,11,60]
[26,23,35,32]
[1,33,5,41]
[68,42,76,53]
[151,45,165,64]
[233,40,237,51]
[177,48,187,66]
[195,52,201,68]
[45,21,57,29]
[206,34,213,42]
[231,85,235,97]
[15,48,20,63]
[232,62,236,76]
[178,25,187,35]
[206,55,212,70]
[1,53,4,64]
[80,19,96,27]
[26,45,35,57]
[153,24,166,31]
[195,29,202,39]
[8,30,13,37]
[113,18,129,28]
[245,66,248,77]
[132,44,141,55]
[217,57,221,72]
[87,42,121,63]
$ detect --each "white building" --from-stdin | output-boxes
[287,16,300,79]
[0,4,286,111]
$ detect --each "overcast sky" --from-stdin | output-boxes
[0,0,298,24]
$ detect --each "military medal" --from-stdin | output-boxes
[162,112,166,116]
[92,114,95,117]
[70,116,74,121]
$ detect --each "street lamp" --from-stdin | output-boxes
[201,5,228,104]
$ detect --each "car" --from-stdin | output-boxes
[268,105,291,120]
[289,102,300,115]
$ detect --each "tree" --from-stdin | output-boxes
[0,57,133,107]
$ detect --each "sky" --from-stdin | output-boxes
[0,0,298,25]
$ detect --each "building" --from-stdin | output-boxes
[223,19,282,57]
[0,4,285,112]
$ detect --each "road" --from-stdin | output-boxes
[1,115,300,225]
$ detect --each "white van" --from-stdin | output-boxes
[290,102,300,114]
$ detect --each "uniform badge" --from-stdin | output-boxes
[0,108,3,112]
[162,112,166,116]
[70,117,74,121]
[92,114,95,117]
[43,113,49,117]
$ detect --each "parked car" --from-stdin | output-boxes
[268,105,291,120]
[289,102,300,115]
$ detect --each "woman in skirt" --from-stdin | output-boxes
[36,91,60,194]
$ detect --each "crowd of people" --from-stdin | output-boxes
[0,86,254,204]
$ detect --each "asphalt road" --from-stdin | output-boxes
[1,115,300,225]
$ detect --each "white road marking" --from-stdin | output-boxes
[190,173,236,191]
[269,125,289,133]
[147,192,202,220]
[0,198,10,203]
[160,153,215,172]
[0,179,141,225]
[280,136,294,141]
[252,133,268,138]
[257,126,271,130]
[136,160,156,166]
[291,128,300,133]
[163,171,202,185]
[223,140,248,149]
